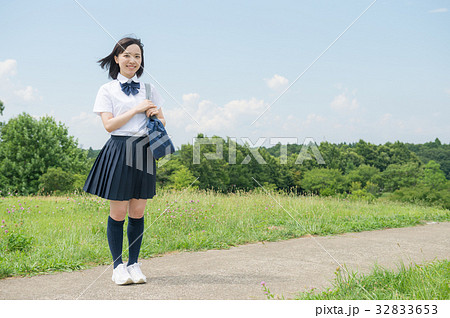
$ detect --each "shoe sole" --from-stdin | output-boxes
[112,276,133,285]
[132,278,147,284]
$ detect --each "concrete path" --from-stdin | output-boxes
[0,222,449,300]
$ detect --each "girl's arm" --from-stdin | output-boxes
[100,109,136,133]
[100,100,156,133]
[146,107,166,127]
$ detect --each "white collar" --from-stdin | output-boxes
[117,73,139,84]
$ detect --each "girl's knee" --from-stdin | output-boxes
[128,209,145,219]
[109,212,127,222]
[128,199,147,218]
[110,200,129,221]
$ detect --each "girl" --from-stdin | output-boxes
[83,36,166,285]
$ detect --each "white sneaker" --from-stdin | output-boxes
[127,263,147,284]
[112,264,133,285]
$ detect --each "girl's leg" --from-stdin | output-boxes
[128,198,147,219]
[127,198,147,265]
[108,200,129,268]
[110,200,129,221]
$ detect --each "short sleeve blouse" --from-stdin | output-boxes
[93,73,165,136]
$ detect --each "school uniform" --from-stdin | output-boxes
[83,73,165,201]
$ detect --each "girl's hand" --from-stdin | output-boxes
[146,106,162,118]
[135,99,156,114]
[146,107,166,126]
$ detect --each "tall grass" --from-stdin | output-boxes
[295,259,450,300]
[0,189,448,278]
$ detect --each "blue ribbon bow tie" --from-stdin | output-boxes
[120,81,140,96]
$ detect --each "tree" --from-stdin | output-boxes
[354,140,381,169]
[300,168,347,195]
[419,160,447,189]
[379,162,422,193]
[156,155,187,188]
[406,138,450,180]
[180,134,230,191]
[38,167,75,194]
[346,164,380,188]
[0,100,4,140]
[227,139,254,190]
[0,112,89,194]
[168,165,199,190]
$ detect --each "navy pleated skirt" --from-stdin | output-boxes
[83,135,156,201]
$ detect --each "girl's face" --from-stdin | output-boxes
[114,44,142,79]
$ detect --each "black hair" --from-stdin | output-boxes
[98,36,145,79]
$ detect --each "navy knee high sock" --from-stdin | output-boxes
[127,216,144,266]
[107,216,125,269]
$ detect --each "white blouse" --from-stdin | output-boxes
[93,73,165,136]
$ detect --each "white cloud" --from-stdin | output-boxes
[428,8,448,13]
[377,113,408,131]
[30,110,56,121]
[303,113,326,126]
[0,59,42,108]
[330,90,359,111]
[333,83,344,90]
[380,113,393,124]
[71,111,101,126]
[0,59,17,78]
[265,74,289,91]
[14,86,40,102]
[197,97,265,131]
[224,98,265,114]
[69,112,107,148]
[182,93,201,111]
[165,94,266,143]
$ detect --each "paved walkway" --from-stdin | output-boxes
[0,222,449,300]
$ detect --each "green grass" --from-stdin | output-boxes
[294,259,450,300]
[0,189,449,278]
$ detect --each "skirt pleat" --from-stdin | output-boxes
[97,140,116,196]
[95,143,112,196]
[83,135,156,201]
[109,143,128,200]
[103,141,122,197]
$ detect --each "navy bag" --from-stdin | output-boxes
[145,83,175,160]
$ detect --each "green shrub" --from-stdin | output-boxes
[73,173,87,192]
[301,168,348,195]
[349,189,376,203]
[388,183,450,209]
[168,165,199,190]
[38,167,75,194]
[0,113,89,195]
[346,164,380,188]
[380,162,423,192]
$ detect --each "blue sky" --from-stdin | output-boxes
[1,0,449,149]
